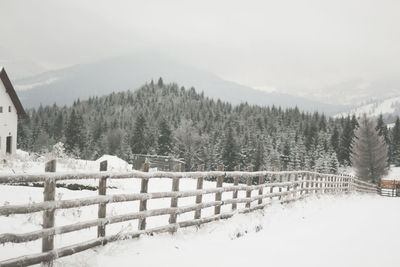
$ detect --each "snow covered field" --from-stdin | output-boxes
[58,194,400,267]
[0,154,398,267]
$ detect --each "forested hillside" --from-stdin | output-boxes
[17,79,386,172]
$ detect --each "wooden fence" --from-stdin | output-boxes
[0,160,378,267]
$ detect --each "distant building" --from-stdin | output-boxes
[132,154,185,171]
[0,67,27,156]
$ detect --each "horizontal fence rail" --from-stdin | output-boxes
[0,161,378,267]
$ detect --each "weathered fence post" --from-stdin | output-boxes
[279,170,283,200]
[194,165,205,220]
[333,176,336,193]
[299,172,304,195]
[269,167,275,200]
[314,171,318,194]
[286,167,291,198]
[169,164,181,231]
[293,169,298,199]
[246,166,253,208]
[258,166,265,205]
[320,174,323,192]
[311,170,316,194]
[340,174,343,193]
[42,160,56,267]
[232,165,240,211]
[138,162,150,231]
[215,165,224,215]
[98,160,108,239]
[305,172,310,194]
[324,176,328,193]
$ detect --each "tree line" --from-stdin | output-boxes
[16,78,400,175]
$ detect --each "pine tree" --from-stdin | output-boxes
[53,112,64,140]
[221,126,238,171]
[157,118,173,156]
[119,133,134,162]
[253,140,265,171]
[351,114,389,182]
[338,116,354,165]
[390,117,400,166]
[376,114,389,143]
[157,77,164,88]
[330,126,340,155]
[64,110,86,155]
[131,113,148,154]
[329,151,340,174]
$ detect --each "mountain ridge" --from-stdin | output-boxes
[13,55,348,115]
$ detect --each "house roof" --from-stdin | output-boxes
[0,67,28,119]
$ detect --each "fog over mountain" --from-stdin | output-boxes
[14,55,346,115]
[2,0,400,106]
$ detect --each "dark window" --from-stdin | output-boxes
[0,106,2,113]
[8,106,11,112]
[6,136,12,154]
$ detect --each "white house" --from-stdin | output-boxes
[0,67,27,156]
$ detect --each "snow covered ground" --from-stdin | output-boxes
[57,194,400,267]
[1,154,398,267]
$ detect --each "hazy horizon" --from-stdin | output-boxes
[1,0,400,104]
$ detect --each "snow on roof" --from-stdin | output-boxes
[382,166,400,181]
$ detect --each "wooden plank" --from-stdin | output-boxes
[0,169,343,184]
[214,165,224,215]
[194,165,205,219]
[97,160,108,239]
[258,166,265,205]
[138,162,150,230]
[169,164,181,230]
[245,166,253,208]
[42,160,56,267]
[232,165,240,210]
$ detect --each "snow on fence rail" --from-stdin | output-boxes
[0,160,378,267]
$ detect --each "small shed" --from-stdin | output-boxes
[132,154,185,171]
[379,179,400,197]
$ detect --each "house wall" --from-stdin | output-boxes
[0,80,18,156]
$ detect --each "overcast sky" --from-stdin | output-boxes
[1,0,400,99]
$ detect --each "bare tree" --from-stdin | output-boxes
[351,114,389,183]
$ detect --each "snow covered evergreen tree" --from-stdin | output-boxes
[131,113,148,154]
[338,116,355,166]
[157,118,173,156]
[64,109,86,156]
[390,117,400,166]
[351,114,389,182]
[221,125,239,171]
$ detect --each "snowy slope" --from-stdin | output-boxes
[335,96,400,119]
[58,194,400,267]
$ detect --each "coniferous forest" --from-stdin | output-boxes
[17,78,397,172]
